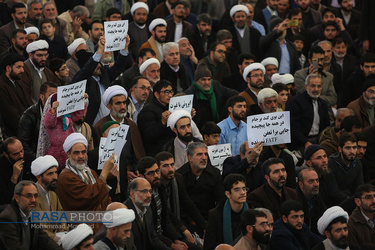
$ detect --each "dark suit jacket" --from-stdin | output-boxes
[259,30,302,75]
[0,200,61,249]
[221,71,247,92]
[228,26,262,60]
[166,19,194,43]
[191,28,217,60]
[160,60,191,93]
[0,21,33,54]
[337,8,361,40]
[124,198,170,250]
[72,51,132,125]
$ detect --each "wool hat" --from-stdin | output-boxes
[101,121,120,134]
[304,144,324,160]
[194,63,212,81]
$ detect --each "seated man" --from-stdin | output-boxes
[247,158,298,220]
[0,180,60,249]
[270,200,322,249]
[234,209,272,250]
[204,174,249,249]
[222,53,255,92]
[60,224,94,250]
[176,142,225,220]
[56,133,114,233]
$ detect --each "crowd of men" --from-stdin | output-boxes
[0,0,375,249]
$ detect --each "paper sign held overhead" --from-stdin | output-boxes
[56,80,86,117]
[104,20,128,52]
[247,111,291,147]
[169,95,194,113]
[208,143,232,174]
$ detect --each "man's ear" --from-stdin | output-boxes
[225,190,231,199]
[282,215,288,223]
[172,127,177,135]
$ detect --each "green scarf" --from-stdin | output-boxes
[192,80,219,121]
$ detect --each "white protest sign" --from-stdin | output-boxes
[98,124,129,170]
[104,20,128,52]
[169,95,194,113]
[208,143,232,174]
[57,80,86,117]
[247,111,291,147]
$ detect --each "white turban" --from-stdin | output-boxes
[63,133,88,153]
[60,224,93,250]
[26,40,48,53]
[131,2,149,15]
[242,63,265,81]
[149,18,167,33]
[167,110,191,130]
[24,27,40,37]
[261,57,279,68]
[271,73,294,86]
[317,206,349,235]
[68,38,86,56]
[102,208,135,228]
[230,5,249,17]
[31,155,58,176]
[139,58,160,74]
[102,85,128,106]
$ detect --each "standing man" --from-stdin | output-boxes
[128,76,152,123]
[261,57,279,88]
[166,1,193,42]
[86,21,104,53]
[140,18,167,62]
[128,2,150,60]
[217,96,247,156]
[7,29,28,60]
[191,13,216,60]
[26,1,42,27]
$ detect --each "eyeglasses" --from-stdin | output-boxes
[145,168,160,177]
[136,85,152,91]
[250,74,264,78]
[19,193,39,199]
[233,187,249,193]
[158,90,174,95]
[215,49,226,54]
[252,222,273,228]
[136,189,153,194]
[361,194,375,200]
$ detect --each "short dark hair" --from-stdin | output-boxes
[197,13,212,25]
[262,158,285,176]
[272,83,289,93]
[353,132,367,142]
[90,20,103,30]
[227,95,246,108]
[340,116,362,132]
[238,53,256,65]
[155,151,174,166]
[360,52,375,66]
[209,41,225,53]
[138,48,156,59]
[131,76,149,88]
[240,209,267,235]
[288,8,302,19]
[153,80,172,95]
[322,8,336,18]
[223,173,246,192]
[339,133,357,148]
[332,37,347,47]
[323,20,339,31]
[40,19,54,30]
[40,82,58,95]
[216,29,232,42]
[11,29,26,40]
[49,58,66,73]
[281,200,304,217]
[201,121,221,136]
[325,216,347,233]
[2,137,19,154]
[355,183,375,198]
[291,34,305,43]
[137,157,158,175]
[11,3,26,14]
[308,46,325,59]
[106,7,121,18]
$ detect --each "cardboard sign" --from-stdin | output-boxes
[104,20,128,51]
[169,95,194,113]
[247,111,291,147]
[56,80,86,117]
[208,143,232,174]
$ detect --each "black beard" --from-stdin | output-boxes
[155,36,166,43]
[9,71,21,80]
[253,227,270,244]
[177,132,193,143]
[331,236,348,249]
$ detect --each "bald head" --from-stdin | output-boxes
[106,202,127,211]
[215,244,236,250]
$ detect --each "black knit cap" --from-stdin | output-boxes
[304,144,324,160]
[362,74,375,93]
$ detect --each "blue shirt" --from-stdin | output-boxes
[217,116,247,156]
[278,40,291,74]
[251,21,266,36]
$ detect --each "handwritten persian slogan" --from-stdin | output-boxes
[104,20,128,52]
[98,124,129,170]
[208,143,231,174]
[169,95,194,113]
[247,111,291,147]
[56,80,86,117]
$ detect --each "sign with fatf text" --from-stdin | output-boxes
[169,95,194,113]
[104,20,128,52]
[56,80,86,117]
[98,124,129,170]
[208,143,231,174]
[247,111,291,147]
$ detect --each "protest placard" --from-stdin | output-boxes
[247,111,290,147]
[104,20,128,52]
[169,94,194,113]
[56,80,86,117]
[98,124,129,170]
[208,143,231,174]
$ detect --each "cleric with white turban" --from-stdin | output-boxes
[242,63,265,81]
[67,38,86,56]
[167,110,191,130]
[131,2,149,15]
[149,18,167,33]
[26,40,49,53]
[60,224,93,250]
[317,206,349,235]
[139,58,160,74]
[230,5,249,17]
[31,155,59,176]
[63,133,88,153]
[102,208,135,228]
[102,85,128,106]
